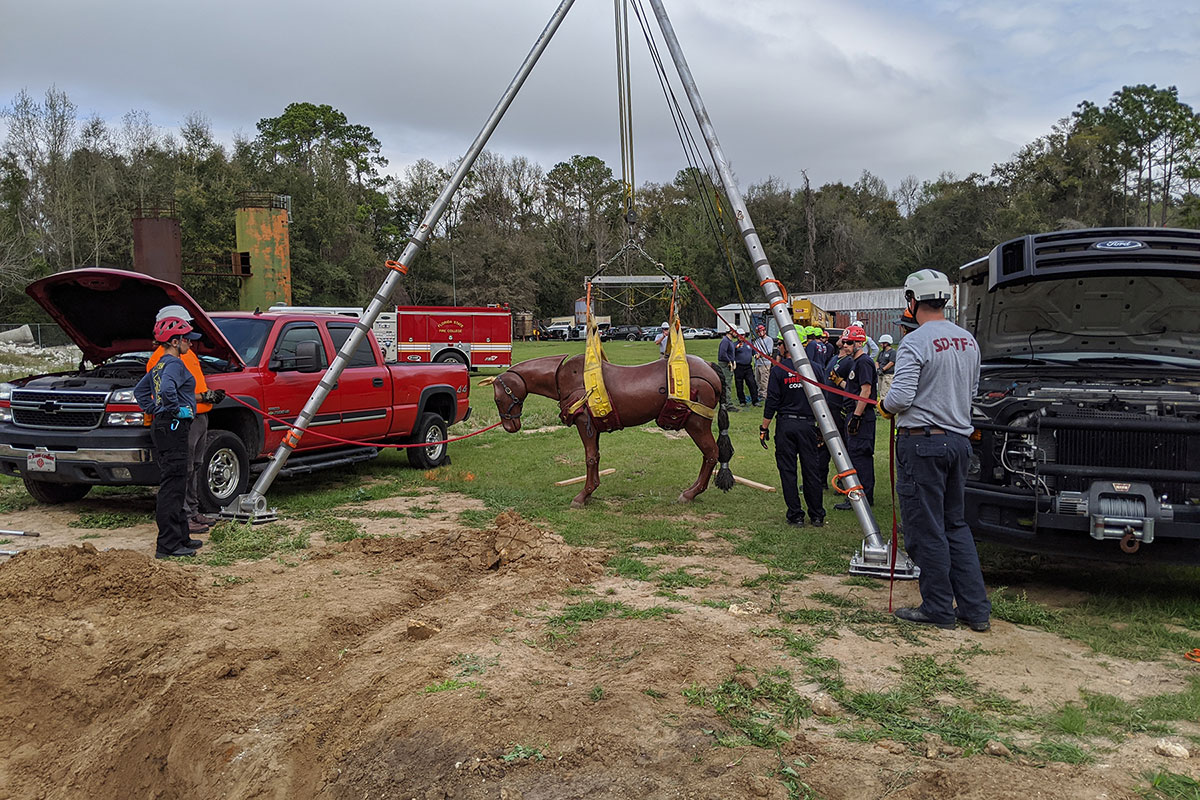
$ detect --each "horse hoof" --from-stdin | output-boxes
[571,498,588,509]
[677,493,694,504]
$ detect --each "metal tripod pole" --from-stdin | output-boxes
[221,0,579,523]
[645,0,916,579]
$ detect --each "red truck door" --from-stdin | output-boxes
[325,321,392,441]
[261,321,338,452]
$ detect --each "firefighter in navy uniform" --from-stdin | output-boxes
[829,324,878,510]
[880,269,990,632]
[760,340,826,528]
[133,316,203,559]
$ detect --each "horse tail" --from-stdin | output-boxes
[710,362,735,492]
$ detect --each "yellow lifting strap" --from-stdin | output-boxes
[664,313,716,421]
[567,311,615,419]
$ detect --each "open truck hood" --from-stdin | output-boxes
[25,268,244,367]
[960,228,1200,364]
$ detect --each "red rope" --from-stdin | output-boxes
[888,417,898,611]
[681,276,878,407]
[224,394,502,449]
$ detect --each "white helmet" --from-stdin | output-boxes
[904,269,953,302]
[156,304,193,323]
[879,334,894,345]
[736,327,746,335]
[661,322,669,328]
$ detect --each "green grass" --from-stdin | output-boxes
[452,653,498,677]
[201,521,309,566]
[67,510,153,529]
[683,667,811,749]
[457,509,495,529]
[1138,771,1200,800]
[502,744,545,763]
[1030,739,1095,765]
[608,555,657,580]
[989,588,1062,627]
[304,517,368,543]
[543,599,680,646]
[810,590,865,609]
[656,567,713,589]
[423,678,478,694]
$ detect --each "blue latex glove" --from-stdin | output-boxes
[176,406,195,420]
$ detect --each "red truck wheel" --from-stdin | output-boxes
[200,431,249,512]
[408,412,448,469]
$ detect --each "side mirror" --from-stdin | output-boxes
[295,340,322,373]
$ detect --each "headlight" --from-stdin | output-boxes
[0,408,11,423]
[0,383,13,402]
[110,389,137,404]
[105,412,146,426]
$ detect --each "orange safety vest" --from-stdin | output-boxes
[146,347,211,414]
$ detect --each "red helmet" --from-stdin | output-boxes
[842,324,867,343]
[756,324,766,333]
[153,316,198,344]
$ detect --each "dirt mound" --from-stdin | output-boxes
[341,511,605,581]
[0,510,1194,800]
[0,543,200,603]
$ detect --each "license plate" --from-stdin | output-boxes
[27,453,56,473]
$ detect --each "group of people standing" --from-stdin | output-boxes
[752,269,991,633]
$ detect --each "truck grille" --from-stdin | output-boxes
[1054,424,1197,503]
[10,389,108,430]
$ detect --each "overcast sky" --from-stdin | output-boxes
[2,0,1197,194]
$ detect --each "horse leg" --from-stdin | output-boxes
[571,425,601,508]
[678,415,719,503]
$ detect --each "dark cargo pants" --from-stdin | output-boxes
[775,415,825,525]
[844,411,876,506]
[896,432,990,626]
[151,417,192,554]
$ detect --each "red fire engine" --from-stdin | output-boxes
[395,305,512,369]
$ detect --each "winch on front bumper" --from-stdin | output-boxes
[966,403,1200,562]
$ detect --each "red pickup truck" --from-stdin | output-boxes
[0,269,471,511]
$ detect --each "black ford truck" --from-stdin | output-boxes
[959,227,1200,563]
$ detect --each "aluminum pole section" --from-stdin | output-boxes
[222,0,579,522]
[646,0,916,578]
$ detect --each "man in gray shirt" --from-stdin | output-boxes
[880,269,990,632]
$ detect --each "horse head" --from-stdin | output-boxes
[491,371,528,433]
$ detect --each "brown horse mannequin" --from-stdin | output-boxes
[491,354,733,507]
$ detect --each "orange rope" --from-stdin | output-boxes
[831,468,864,495]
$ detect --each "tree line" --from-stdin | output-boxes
[2,84,1197,325]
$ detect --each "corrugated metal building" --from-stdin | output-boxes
[716,285,956,335]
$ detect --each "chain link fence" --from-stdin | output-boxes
[0,322,72,348]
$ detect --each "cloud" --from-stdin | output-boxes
[2,0,1196,196]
